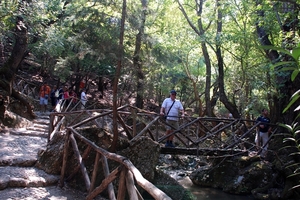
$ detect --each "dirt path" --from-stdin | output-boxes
[0,112,106,200]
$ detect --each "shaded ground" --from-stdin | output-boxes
[0,112,106,200]
[0,186,87,200]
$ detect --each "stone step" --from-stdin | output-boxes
[0,133,47,167]
[0,185,89,199]
[0,166,59,190]
[34,112,51,119]
[9,129,48,138]
[32,119,50,126]
[26,126,48,132]
[31,124,49,130]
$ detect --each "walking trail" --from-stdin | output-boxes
[0,112,88,200]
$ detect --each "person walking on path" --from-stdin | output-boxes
[255,108,272,158]
[160,90,185,147]
[62,86,70,107]
[50,85,59,112]
[39,82,51,113]
[80,88,87,109]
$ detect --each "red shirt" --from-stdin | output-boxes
[39,85,51,97]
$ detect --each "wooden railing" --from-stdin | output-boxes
[49,104,277,199]
[60,127,171,200]
[50,105,172,200]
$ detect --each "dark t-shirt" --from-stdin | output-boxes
[256,116,270,132]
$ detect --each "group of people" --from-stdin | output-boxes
[39,82,88,113]
[159,89,272,158]
[40,83,272,157]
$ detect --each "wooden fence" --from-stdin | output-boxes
[48,104,277,199]
[49,105,172,200]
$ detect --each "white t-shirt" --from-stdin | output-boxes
[162,98,183,121]
[81,91,87,101]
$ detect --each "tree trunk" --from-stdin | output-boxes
[215,0,239,118]
[0,17,28,93]
[111,0,126,152]
[134,0,147,109]
[195,0,211,117]
[0,17,34,119]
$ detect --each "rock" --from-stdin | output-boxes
[0,166,59,189]
[118,136,160,181]
[1,110,33,128]
[189,155,274,194]
[149,170,194,200]
[35,131,65,175]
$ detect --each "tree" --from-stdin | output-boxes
[255,0,300,124]
[134,0,148,109]
[111,0,127,152]
[0,16,35,119]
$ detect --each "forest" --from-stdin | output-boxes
[0,0,300,198]
[1,0,299,123]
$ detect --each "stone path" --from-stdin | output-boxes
[0,112,89,200]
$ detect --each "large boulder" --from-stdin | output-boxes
[35,131,65,175]
[190,155,274,194]
[118,136,160,181]
[189,133,300,200]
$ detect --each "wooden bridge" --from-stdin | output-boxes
[15,79,277,200]
[46,101,277,200]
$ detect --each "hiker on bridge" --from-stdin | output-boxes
[160,90,185,148]
[255,108,271,158]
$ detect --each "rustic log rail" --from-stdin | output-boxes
[59,127,171,200]
[49,104,277,153]
[48,104,277,199]
[49,105,171,199]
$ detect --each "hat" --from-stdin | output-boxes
[170,90,177,94]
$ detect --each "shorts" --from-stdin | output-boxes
[165,120,179,130]
[40,97,48,105]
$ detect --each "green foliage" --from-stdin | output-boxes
[262,44,300,113]
[280,118,300,190]
[0,0,297,118]
[275,43,300,192]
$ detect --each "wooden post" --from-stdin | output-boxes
[126,170,139,200]
[86,166,123,200]
[59,130,70,187]
[101,155,116,200]
[123,160,172,200]
[48,113,54,142]
[69,133,91,191]
[66,146,92,181]
[89,152,100,194]
[117,168,127,200]
[48,116,65,143]
[117,113,133,139]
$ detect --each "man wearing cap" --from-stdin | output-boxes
[160,90,185,147]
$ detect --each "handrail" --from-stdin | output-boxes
[49,105,278,199]
[58,127,171,200]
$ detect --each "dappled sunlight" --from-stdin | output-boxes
[0,133,46,161]
[0,186,86,200]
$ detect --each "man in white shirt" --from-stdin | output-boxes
[160,90,185,147]
[80,88,87,109]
